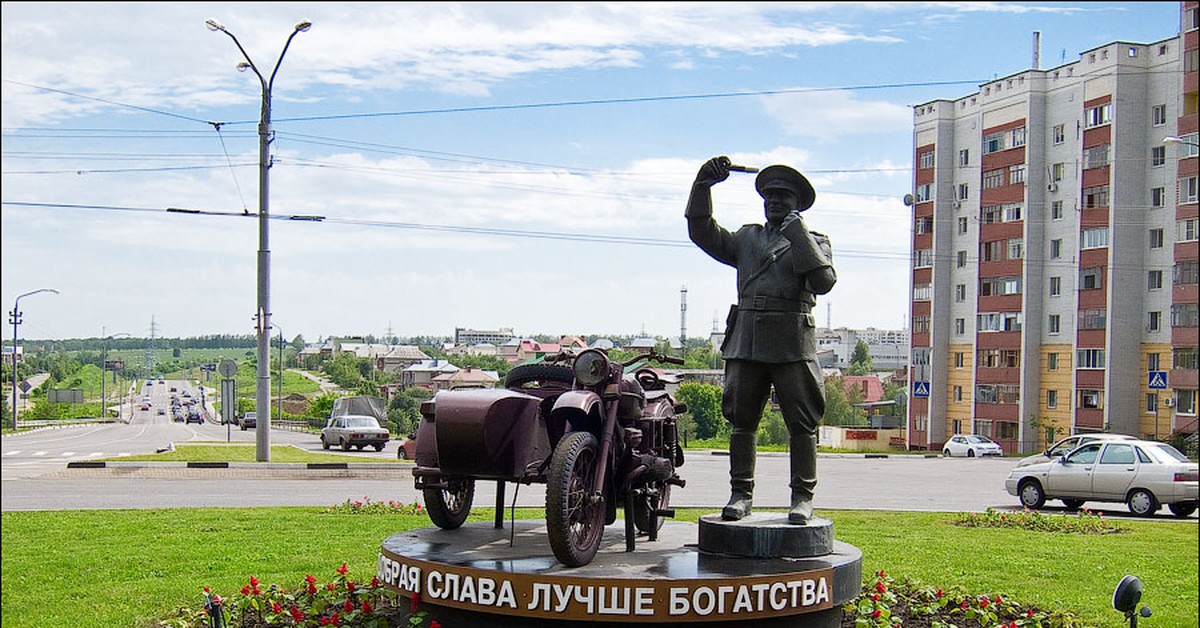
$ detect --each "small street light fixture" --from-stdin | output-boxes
[208,18,310,461]
[9,288,59,429]
[100,330,131,422]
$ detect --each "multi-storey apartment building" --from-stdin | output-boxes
[907,2,1199,455]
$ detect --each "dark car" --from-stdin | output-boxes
[185,407,204,424]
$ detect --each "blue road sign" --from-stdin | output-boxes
[1148,371,1168,390]
[912,381,930,398]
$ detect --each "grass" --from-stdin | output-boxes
[100,444,403,464]
[1,507,1194,628]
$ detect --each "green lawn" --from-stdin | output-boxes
[1,507,1195,628]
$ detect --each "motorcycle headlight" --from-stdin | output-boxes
[573,349,610,387]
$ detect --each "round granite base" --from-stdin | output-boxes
[698,513,834,558]
[377,518,861,626]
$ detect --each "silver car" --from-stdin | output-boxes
[1015,433,1137,468]
[1005,439,1198,517]
[321,414,390,452]
[942,434,1003,458]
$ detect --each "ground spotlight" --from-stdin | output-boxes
[1112,575,1152,627]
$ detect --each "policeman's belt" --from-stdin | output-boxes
[738,296,812,312]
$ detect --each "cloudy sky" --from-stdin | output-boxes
[1,2,1181,343]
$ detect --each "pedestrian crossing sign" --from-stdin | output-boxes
[1148,371,1167,390]
[912,381,930,398]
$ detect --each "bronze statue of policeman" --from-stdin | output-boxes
[685,156,836,524]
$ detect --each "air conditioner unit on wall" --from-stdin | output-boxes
[1162,397,1176,407]
[1047,183,1058,192]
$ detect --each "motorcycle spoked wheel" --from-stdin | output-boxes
[545,431,605,567]
[632,481,671,535]
[423,478,475,530]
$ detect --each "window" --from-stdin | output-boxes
[1050,238,1063,259]
[958,149,969,166]
[1152,104,1167,126]
[1179,176,1198,204]
[977,348,1020,368]
[915,183,932,202]
[919,150,935,169]
[1011,126,1026,147]
[958,216,969,234]
[981,240,1005,261]
[1048,314,1061,334]
[912,315,930,334]
[1007,238,1023,259]
[1175,260,1199,285]
[1081,227,1109,249]
[1053,124,1065,145]
[1149,228,1164,248]
[1083,184,1109,208]
[1048,353,1059,370]
[955,318,965,335]
[958,183,969,201]
[1152,187,1167,208]
[1100,444,1134,465]
[955,284,967,302]
[1173,132,1199,158]
[1079,308,1106,330]
[978,311,1022,332]
[1051,162,1065,182]
[1004,205,1022,222]
[979,276,1021,296]
[1179,218,1199,242]
[1085,103,1111,128]
[982,168,1005,189]
[983,132,1007,154]
[1148,311,1162,332]
[913,248,933,267]
[1050,276,1061,296]
[913,283,932,301]
[1078,389,1103,409]
[1187,4,1199,30]
[1148,353,1160,371]
[954,352,964,368]
[1080,267,1103,290]
[1177,390,1197,416]
[1083,144,1110,169]
[1151,145,1166,167]
[1052,201,1064,220]
[1047,390,1058,409]
[1148,270,1163,290]
[1175,347,1199,370]
[1173,303,1200,328]
[915,216,933,234]
[1009,164,1026,185]
[953,385,963,402]
[956,250,967,268]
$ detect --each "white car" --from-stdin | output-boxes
[1005,439,1198,517]
[942,434,1003,458]
[1015,433,1137,468]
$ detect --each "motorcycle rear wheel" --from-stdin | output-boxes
[546,431,604,567]
[632,481,671,535]
[423,478,475,530]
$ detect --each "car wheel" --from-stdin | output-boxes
[397,448,408,460]
[1018,479,1046,509]
[1061,499,1085,510]
[1127,489,1159,517]
[1168,502,1197,518]
[341,439,351,452]
[967,449,976,458]
[374,444,384,452]
[942,449,952,457]
[321,437,330,451]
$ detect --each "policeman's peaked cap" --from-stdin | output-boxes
[755,165,816,211]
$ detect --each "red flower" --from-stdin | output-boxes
[370,577,381,588]
[960,599,969,610]
[326,583,335,591]
[306,574,317,585]
[430,622,440,628]
[871,609,882,619]
[291,607,304,622]
[241,585,251,596]
[203,587,210,594]
[249,576,259,588]
[331,613,341,626]
[875,580,887,594]
[252,586,261,596]
[979,596,989,608]
[870,593,879,602]
[272,602,282,614]
[995,594,1004,604]
[935,589,944,598]
[410,593,421,613]
[362,600,373,614]
[346,581,356,592]
[1027,609,1035,618]
[320,618,330,626]
[344,599,355,613]
[307,582,318,595]
[337,562,349,575]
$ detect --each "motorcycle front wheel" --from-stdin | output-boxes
[546,431,604,567]
[423,477,475,530]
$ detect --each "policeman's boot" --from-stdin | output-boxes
[722,431,756,520]
[788,431,818,524]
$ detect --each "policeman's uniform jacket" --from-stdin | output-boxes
[686,187,836,364]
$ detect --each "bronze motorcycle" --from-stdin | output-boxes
[411,348,687,567]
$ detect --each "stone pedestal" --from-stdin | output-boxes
[377,518,861,626]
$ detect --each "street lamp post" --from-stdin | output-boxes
[207,18,310,462]
[9,288,59,429]
[101,330,131,422]
[275,324,284,422]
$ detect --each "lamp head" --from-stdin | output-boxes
[205,19,225,32]
[1112,575,1142,614]
[295,20,312,33]
[236,62,252,72]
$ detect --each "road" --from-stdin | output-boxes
[1,380,1194,521]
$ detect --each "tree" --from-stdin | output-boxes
[388,387,432,435]
[675,381,724,440]
[822,375,861,426]
[847,340,873,376]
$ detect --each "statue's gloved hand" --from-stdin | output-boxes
[695,156,731,187]
[781,210,805,232]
